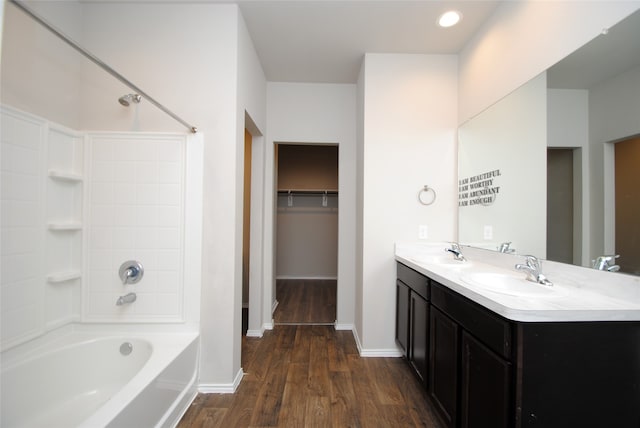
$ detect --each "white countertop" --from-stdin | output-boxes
[395,242,640,322]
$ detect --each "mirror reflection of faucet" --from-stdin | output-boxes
[592,255,620,272]
[497,242,515,254]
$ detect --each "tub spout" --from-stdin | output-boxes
[116,292,137,306]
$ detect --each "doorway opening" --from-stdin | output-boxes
[274,143,338,325]
[242,128,252,335]
[614,135,640,275]
[547,148,573,263]
[547,148,582,265]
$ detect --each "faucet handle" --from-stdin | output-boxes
[447,242,461,251]
[523,255,540,269]
[119,260,144,285]
[592,255,620,270]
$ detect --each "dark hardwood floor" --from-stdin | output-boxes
[178,325,444,427]
[274,279,336,324]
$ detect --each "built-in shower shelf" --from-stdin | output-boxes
[48,222,82,231]
[47,270,81,283]
[48,170,83,182]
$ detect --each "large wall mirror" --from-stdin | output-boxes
[458,8,640,276]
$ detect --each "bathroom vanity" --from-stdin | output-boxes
[395,244,640,428]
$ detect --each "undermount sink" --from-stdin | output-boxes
[460,271,562,297]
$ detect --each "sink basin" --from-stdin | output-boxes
[460,272,561,297]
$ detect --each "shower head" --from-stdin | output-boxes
[118,93,142,107]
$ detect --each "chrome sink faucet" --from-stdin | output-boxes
[497,242,515,254]
[515,255,553,286]
[592,255,620,272]
[445,242,466,262]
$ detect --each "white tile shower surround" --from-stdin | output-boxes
[85,134,187,322]
[1,107,47,349]
[1,105,191,351]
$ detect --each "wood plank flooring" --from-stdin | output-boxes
[274,279,336,324]
[178,325,444,428]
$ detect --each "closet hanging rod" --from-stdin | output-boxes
[277,190,338,195]
[9,0,198,134]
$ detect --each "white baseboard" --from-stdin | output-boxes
[272,299,279,314]
[263,320,274,330]
[351,325,403,357]
[276,275,338,280]
[246,328,263,337]
[198,368,244,394]
[359,348,404,357]
[334,322,354,331]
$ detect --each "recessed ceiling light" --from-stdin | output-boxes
[438,10,462,28]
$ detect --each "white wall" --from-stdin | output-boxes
[358,54,458,354]
[1,1,83,129]
[233,10,267,374]
[355,61,365,341]
[265,82,357,331]
[459,2,638,124]
[547,90,589,149]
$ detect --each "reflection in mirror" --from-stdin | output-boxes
[458,9,640,275]
[458,74,547,257]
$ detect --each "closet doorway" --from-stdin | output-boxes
[274,143,338,324]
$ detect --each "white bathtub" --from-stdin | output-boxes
[1,330,199,428]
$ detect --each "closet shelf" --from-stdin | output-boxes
[47,270,81,283]
[48,222,82,231]
[277,189,338,195]
[48,170,83,182]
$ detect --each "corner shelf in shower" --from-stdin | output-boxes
[48,170,83,182]
[47,270,82,283]
[48,222,82,231]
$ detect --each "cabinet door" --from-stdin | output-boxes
[395,280,410,356]
[460,331,512,428]
[410,291,429,384]
[429,306,459,428]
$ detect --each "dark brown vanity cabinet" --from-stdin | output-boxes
[460,331,511,428]
[429,306,459,428]
[395,279,410,355]
[396,262,513,428]
[397,261,640,428]
[396,262,430,385]
[430,279,513,428]
[410,290,430,383]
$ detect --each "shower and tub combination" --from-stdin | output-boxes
[1,332,199,428]
[1,2,204,427]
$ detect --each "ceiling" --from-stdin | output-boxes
[547,8,640,90]
[227,1,500,83]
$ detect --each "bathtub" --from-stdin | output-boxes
[1,329,199,428]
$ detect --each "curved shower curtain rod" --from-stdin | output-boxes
[9,0,198,134]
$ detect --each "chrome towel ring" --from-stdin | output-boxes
[418,185,436,205]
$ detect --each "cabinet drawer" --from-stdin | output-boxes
[431,281,513,360]
[397,262,429,300]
